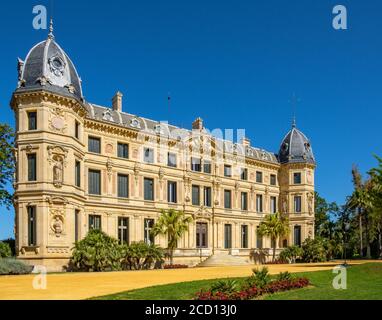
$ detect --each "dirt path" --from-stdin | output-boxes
[0,260,378,300]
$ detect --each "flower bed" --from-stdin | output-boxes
[163,264,189,269]
[195,277,310,300]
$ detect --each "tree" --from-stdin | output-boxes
[0,124,15,209]
[151,209,193,265]
[258,212,289,262]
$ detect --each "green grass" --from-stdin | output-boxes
[91,263,382,300]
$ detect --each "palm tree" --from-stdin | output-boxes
[151,209,193,265]
[258,212,289,262]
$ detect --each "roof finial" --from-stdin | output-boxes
[292,115,296,128]
[48,18,54,39]
[289,93,300,128]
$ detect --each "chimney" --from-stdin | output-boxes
[241,137,251,147]
[112,91,123,112]
[192,117,203,130]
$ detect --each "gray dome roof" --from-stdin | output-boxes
[278,123,315,164]
[16,29,83,101]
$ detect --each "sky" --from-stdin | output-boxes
[1,0,382,239]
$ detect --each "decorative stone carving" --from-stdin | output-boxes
[105,143,114,154]
[106,158,113,179]
[130,118,141,129]
[158,167,165,182]
[49,209,65,238]
[134,162,141,183]
[53,156,64,188]
[49,107,67,133]
[48,55,66,77]
[102,109,114,122]
[281,193,288,214]
[307,192,314,215]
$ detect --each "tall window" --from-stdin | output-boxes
[167,152,177,168]
[270,174,277,186]
[117,174,129,198]
[168,181,177,203]
[270,196,277,213]
[118,217,129,245]
[224,165,232,177]
[27,206,36,246]
[204,187,212,207]
[75,120,80,139]
[88,136,101,153]
[203,160,211,174]
[191,157,201,172]
[144,218,155,244]
[224,190,232,209]
[294,172,302,184]
[75,209,80,242]
[88,169,101,195]
[224,224,232,249]
[294,195,302,213]
[28,111,37,130]
[241,192,248,211]
[117,143,129,159]
[196,222,208,248]
[241,225,248,248]
[294,225,302,246]
[144,178,154,201]
[143,148,154,163]
[75,161,81,187]
[27,154,36,181]
[192,185,200,206]
[89,215,101,230]
[240,168,248,181]
[256,194,263,213]
[256,226,263,249]
[256,171,263,183]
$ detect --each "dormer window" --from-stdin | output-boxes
[130,118,141,129]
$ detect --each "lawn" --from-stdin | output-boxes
[91,263,382,300]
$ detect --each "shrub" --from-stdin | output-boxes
[0,242,12,258]
[301,238,327,262]
[279,245,303,263]
[251,267,271,289]
[275,271,293,282]
[121,241,164,270]
[69,229,122,272]
[0,258,33,275]
[210,279,238,295]
[163,264,188,269]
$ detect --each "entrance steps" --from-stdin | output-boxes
[197,253,252,267]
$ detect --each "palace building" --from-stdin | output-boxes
[10,24,316,271]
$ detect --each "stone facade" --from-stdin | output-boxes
[10,28,315,272]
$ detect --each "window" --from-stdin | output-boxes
[241,192,248,211]
[168,181,177,203]
[224,190,232,209]
[117,143,129,159]
[294,195,302,213]
[256,171,263,183]
[144,218,155,244]
[75,121,80,139]
[294,172,302,184]
[143,148,154,163]
[88,169,101,195]
[75,209,80,242]
[256,194,263,213]
[270,174,277,186]
[204,187,212,207]
[167,152,177,168]
[294,225,302,246]
[270,196,277,213]
[192,185,200,206]
[191,157,201,172]
[27,206,36,246]
[203,160,211,174]
[241,225,248,248]
[27,154,36,181]
[224,165,232,177]
[256,226,263,249]
[118,217,129,245]
[28,111,37,130]
[240,168,248,181]
[196,222,208,248]
[88,136,101,153]
[224,224,232,249]
[75,161,81,187]
[89,215,101,230]
[117,174,129,198]
[144,178,154,201]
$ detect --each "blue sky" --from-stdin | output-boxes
[1,0,382,239]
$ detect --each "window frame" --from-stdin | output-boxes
[88,169,101,195]
[144,177,155,201]
[241,192,248,211]
[191,157,202,172]
[89,214,102,231]
[256,171,263,183]
[75,160,81,187]
[167,181,177,203]
[88,136,101,154]
[118,217,129,245]
[27,206,37,246]
[293,172,302,184]
[117,142,129,159]
[143,147,154,164]
[27,111,37,130]
[192,185,200,206]
[224,165,232,177]
[117,173,129,198]
[224,189,232,209]
[27,153,37,182]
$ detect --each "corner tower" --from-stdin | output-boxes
[10,21,87,270]
[278,120,315,247]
